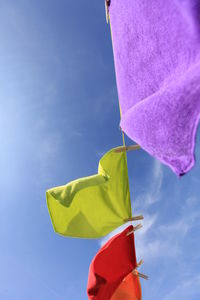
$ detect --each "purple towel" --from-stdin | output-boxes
[109,0,200,175]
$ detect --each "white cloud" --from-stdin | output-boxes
[163,275,200,300]
[99,213,158,261]
[134,159,164,210]
[134,194,200,264]
[99,211,180,265]
[147,159,164,204]
[99,222,133,248]
[134,213,180,261]
[138,213,157,236]
[159,219,190,237]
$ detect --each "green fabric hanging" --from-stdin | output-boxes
[46,147,132,238]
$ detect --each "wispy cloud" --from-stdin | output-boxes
[99,162,164,262]
[134,212,181,262]
[163,275,200,300]
[99,222,133,248]
[134,159,164,210]
[99,213,158,259]
[153,159,163,194]
[100,194,200,267]
[137,196,200,259]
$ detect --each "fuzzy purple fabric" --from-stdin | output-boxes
[109,0,200,175]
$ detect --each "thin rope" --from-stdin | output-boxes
[108,17,133,217]
[108,19,125,146]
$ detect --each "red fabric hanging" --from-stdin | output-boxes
[87,225,141,300]
[111,272,142,300]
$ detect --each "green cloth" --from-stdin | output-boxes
[46,147,132,238]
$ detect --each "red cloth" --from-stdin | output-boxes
[111,272,142,300]
[87,225,140,300]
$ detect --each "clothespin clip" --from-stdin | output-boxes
[115,145,141,153]
[126,224,143,236]
[137,259,144,268]
[105,0,110,24]
[124,215,144,223]
[133,259,148,280]
[133,269,149,280]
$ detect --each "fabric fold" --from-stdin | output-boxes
[46,147,132,238]
[87,225,141,300]
[109,0,200,175]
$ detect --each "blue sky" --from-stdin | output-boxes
[0,1,200,299]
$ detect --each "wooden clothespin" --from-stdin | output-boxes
[126,224,143,236]
[124,215,144,223]
[105,0,110,24]
[137,259,144,268]
[133,270,149,280]
[132,259,148,280]
[114,145,141,153]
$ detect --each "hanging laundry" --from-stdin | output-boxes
[111,272,141,300]
[87,225,141,300]
[109,0,200,176]
[46,147,132,238]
